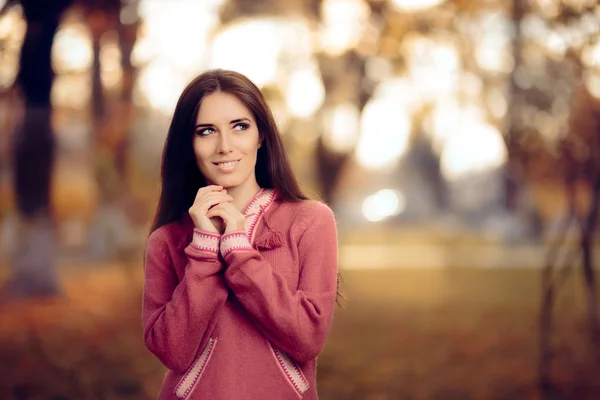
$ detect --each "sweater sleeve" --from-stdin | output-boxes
[222,203,338,363]
[142,228,229,373]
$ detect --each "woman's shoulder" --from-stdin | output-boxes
[274,198,336,228]
[147,216,192,250]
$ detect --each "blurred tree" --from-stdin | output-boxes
[540,84,600,395]
[526,0,600,394]
[82,0,137,182]
[79,0,143,267]
[3,0,73,299]
[315,52,369,205]
[82,0,121,119]
[504,0,526,212]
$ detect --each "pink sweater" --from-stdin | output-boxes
[143,189,339,400]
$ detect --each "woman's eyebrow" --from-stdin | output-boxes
[229,118,251,124]
[195,117,251,128]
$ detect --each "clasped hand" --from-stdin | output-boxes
[188,185,246,235]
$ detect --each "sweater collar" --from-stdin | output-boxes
[244,188,276,241]
[178,188,277,251]
[243,188,276,217]
[245,188,282,250]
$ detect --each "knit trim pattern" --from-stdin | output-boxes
[174,338,218,400]
[220,232,252,258]
[268,340,309,396]
[243,188,276,244]
[189,230,220,254]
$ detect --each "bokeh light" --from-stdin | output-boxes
[52,22,94,74]
[440,122,507,181]
[389,0,445,12]
[361,189,406,222]
[322,103,361,153]
[355,95,412,170]
[320,0,371,56]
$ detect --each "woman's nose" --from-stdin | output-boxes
[217,132,232,153]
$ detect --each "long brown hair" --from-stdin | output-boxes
[150,69,308,232]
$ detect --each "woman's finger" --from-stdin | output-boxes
[205,205,225,219]
[194,185,223,201]
[195,193,233,209]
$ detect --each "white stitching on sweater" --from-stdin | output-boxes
[219,189,276,257]
[220,232,252,257]
[268,340,309,396]
[174,338,218,399]
[190,230,219,254]
[244,189,276,243]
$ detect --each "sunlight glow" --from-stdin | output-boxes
[52,22,94,73]
[0,4,24,38]
[134,1,218,71]
[285,64,325,119]
[472,12,513,73]
[403,34,461,100]
[584,71,600,98]
[356,96,411,170]
[0,5,25,89]
[210,18,313,88]
[322,103,360,153]
[132,0,224,113]
[389,0,445,12]
[320,0,370,56]
[373,77,422,113]
[135,62,188,114]
[582,41,600,68]
[440,122,507,181]
[362,189,406,222]
[100,31,123,90]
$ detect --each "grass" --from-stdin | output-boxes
[0,265,599,399]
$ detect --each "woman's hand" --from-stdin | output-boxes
[189,185,233,233]
[205,201,246,234]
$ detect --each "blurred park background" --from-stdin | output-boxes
[1,0,600,398]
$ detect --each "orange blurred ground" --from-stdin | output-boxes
[0,264,599,400]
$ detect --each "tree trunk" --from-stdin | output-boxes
[581,174,600,357]
[538,166,578,397]
[539,269,555,396]
[4,0,72,299]
[504,0,525,212]
[315,136,349,205]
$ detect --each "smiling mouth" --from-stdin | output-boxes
[212,160,240,168]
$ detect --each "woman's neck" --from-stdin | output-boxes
[225,181,261,212]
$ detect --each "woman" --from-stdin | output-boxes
[143,69,339,400]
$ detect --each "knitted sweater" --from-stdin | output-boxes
[143,189,339,400]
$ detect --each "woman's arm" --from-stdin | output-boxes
[221,203,338,363]
[142,229,229,373]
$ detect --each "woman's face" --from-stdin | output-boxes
[193,91,261,191]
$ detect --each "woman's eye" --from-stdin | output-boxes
[234,123,249,131]
[196,128,215,136]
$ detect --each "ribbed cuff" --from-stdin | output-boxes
[220,231,253,258]
[189,229,220,255]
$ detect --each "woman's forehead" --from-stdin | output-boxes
[196,91,254,123]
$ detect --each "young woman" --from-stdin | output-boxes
[143,69,339,400]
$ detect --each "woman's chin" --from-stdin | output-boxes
[209,177,241,190]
